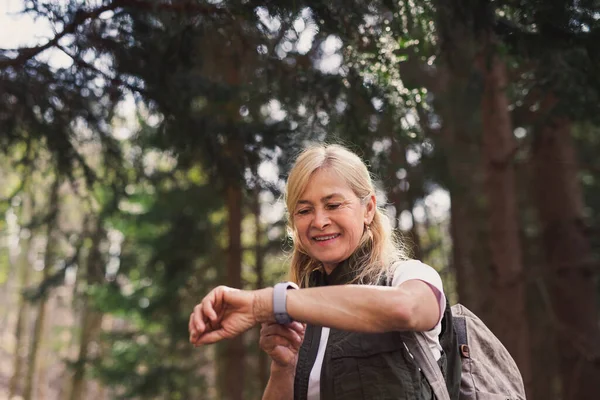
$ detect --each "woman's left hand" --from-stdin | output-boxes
[189,286,258,346]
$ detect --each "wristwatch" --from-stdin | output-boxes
[273,281,299,325]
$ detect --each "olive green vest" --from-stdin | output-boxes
[293,260,461,400]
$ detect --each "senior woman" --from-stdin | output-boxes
[189,144,460,400]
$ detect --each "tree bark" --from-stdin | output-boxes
[437,77,490,317]
[0,226,17,336]
[531,115,600,400]
[446,138,489,316]
[8,194,34,399]
[430,0,491,317]
[478,45,532,396]
[23,178,60,400]
[68,219,105,400]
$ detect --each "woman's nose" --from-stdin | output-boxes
[312,210,331,229]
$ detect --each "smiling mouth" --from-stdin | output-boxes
[313,234,340,242]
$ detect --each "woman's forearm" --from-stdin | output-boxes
[287,285,413,332]
[254,281,438,333]
[262,362,295,400]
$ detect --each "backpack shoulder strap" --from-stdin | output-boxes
[400,331,451,400]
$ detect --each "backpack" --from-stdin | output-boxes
[401,303,527,400]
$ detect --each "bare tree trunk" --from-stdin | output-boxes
[0,231,18,336]
[68,219,105,400]
[23,178,60,400]
[97,382,107,400]
[478,46,532,396]
[514,135,560,400]
[253,185,268,392]
[8,195,34,399]
[442,108,490,317]
[225,178,244,400]
[35,322,50,400]
[429,10,491,316]
[531,116,600,400]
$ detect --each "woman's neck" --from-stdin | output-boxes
[323,263,339,275]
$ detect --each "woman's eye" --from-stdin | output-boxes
[296,209,310,215]
[326,203,341,209]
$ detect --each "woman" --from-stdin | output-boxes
[189,144,460,399]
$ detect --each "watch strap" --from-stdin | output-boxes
[273,281,299,324]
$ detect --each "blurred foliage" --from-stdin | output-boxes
[1,0,599,399]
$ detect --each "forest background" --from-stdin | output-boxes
[1,0,599,399]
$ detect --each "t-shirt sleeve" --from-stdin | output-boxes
[391,260,446,327]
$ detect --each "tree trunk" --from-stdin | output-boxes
[35,335,50,400]
[8,195,34,399]
[23,178,60,400]
[515,134,560,400]
[68,220,105,400]
[447,156,489,315]
[431,2,534,395]
[429,3,491,317]
[478,45,532,396]
[225,180,244,400]
[531,116,600,400]
[0,226,17,336]
[253,185,269,392]
[440,94,490,317]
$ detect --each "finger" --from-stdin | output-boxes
[189,314,197,342]
[260,322,278,336]
[261,321,304,335]
[261,323,300,338]
[260,336,294,353]
[288,321,305,334]
[261,321,277,331]
[261,322,291,335]
[195,329,227,346]
[261,324,302,345]
[193,304,206,335]
[202,297,219,325]
[212,288,224,321]
[259,333,299,352]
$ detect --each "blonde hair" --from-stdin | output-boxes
[284,144,407,287]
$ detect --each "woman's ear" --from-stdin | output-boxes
[364,194,376,225]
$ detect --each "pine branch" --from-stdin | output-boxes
[0,0,232,69]
[0,3,119,68]
[56,44,148,97]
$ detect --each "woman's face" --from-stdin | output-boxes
[292,168,375,273]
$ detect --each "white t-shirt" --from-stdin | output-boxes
[306,260,447,400]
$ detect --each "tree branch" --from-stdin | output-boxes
[0,3,119,68]
[56,44,148,97]
[0,0,232,69]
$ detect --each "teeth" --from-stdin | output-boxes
[314,234,338,241]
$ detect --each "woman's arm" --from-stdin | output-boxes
[259,322,303,400]
[189,280,440,346]
[262,362,294,400]
[255,280,440,333]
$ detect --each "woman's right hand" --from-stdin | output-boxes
[259,322,305,369]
